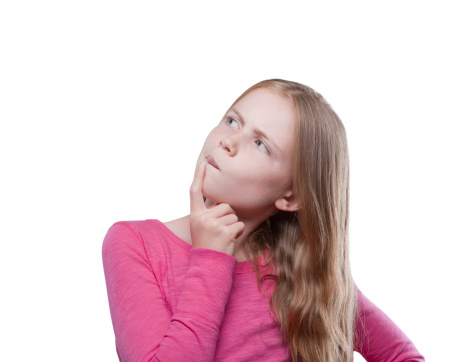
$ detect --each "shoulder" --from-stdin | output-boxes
[102,219,191,270]
[355,288,376,317]
[104,218,184,241]
[355,288,392,342]
[102,220,159,261]
[103,219,164,250]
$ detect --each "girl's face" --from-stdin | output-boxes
[197,87,298,219]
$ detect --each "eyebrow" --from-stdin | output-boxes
[230,107,283,153]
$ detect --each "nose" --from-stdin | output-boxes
[219,134,238,156]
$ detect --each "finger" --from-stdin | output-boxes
[190,162,206,213]
[206,203,235,218]
[228,221,245,240]
[217,213,239,226]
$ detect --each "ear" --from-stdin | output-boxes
[274,189,300,212]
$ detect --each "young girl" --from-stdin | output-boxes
[102,79,424,361]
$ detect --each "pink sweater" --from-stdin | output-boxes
[102,219,424,361]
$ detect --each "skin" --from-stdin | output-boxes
[165,88,300,261]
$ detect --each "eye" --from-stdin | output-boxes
[226,118,239,128]
[255,139,270,154]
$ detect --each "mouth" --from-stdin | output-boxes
[206,155,220,170]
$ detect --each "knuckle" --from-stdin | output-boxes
[210,218,219,229]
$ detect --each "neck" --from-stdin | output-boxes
[232,217,266,261]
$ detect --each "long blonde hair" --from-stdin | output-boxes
[229,79,357,361]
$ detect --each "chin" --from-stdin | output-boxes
[202,181,224,202]
[202,190,235,209]
[202,192,225,206]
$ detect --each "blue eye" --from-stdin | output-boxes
[227,118,239,128]
[256,139,269,153]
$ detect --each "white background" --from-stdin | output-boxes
[1,1,472,361]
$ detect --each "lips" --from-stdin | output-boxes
[206,155,220,170]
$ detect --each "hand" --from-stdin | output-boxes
[189,162,245,255]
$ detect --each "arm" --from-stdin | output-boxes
[102,222,237,362]
[355,289,425,362]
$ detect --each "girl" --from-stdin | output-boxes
[102,79,424,361]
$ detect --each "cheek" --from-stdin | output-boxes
[235,167,288,198]
[257,166,292,197]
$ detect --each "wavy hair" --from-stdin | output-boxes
[228,79,357,361]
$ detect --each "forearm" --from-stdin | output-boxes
[152,248,236,361]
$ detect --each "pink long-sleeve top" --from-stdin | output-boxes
[102,219,424,361]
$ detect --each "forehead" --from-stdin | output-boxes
[231,88,296,151]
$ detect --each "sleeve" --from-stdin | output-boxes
[102,222,237,362]
[354,289,425,362]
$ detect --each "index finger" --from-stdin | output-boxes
[190,162,207,213]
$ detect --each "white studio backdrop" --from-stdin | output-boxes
[1,1,471,361]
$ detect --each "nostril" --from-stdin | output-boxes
[219,139,231,153]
